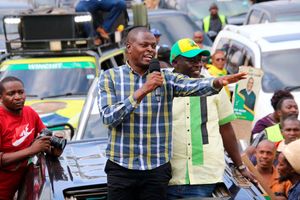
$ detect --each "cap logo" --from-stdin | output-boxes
[178,39,199,53]
[189,40,198,47]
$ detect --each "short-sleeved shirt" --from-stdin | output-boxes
[267,166,292,197]
[169,88,236,185]
[0,106,45,199]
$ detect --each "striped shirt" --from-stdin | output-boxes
[170,88,236,185]
[98,64,219,170]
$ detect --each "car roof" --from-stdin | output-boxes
[251,0,300,15]
[223,22,300,52]
[147,8,187,15]
[0,1,33,14]
[128,8,188,18]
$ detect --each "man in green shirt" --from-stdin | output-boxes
[167,38,252,198]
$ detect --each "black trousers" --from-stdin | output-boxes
[105,160,172,200]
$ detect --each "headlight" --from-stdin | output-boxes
[74,15,92,23]
[4,17,21,24]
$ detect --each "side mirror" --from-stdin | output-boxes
[47,123,75,140]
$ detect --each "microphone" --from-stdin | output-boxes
[149,59,161,102]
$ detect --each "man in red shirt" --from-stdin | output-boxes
[0,76,61,199]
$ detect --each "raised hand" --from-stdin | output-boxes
[213,72,247,89]
[142,71,163,94]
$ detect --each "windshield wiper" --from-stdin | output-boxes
[41,92,86,100]
[285,86,300,92]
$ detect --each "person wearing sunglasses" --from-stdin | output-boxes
[207,50,231,98]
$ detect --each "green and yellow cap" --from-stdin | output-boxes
[170,38,210,63]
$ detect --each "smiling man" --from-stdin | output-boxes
[98,27,247,200]
[168,38,252,199]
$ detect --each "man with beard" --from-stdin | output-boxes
[277,139,300,200]
[98,27,247,200]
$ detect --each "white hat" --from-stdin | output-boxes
[283,139,300,174]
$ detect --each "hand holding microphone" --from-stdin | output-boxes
[148,59,162,102]
[134,59,163,103]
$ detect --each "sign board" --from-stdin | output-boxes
[233,66,263,121]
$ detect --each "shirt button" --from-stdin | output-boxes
[188,143,191,146]
[188,157,191,160]
[187,116,189,119]
[187,129,190,132]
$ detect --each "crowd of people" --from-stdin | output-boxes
[97,26,300,200]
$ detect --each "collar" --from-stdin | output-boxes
[126,61,150,77]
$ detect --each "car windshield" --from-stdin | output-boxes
[186,0,249,20]
[261,49,300,93]
[149,13,212,47]
[0,60,96,98]
[82,100,108,139]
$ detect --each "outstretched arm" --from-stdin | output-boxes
[213,72,247,89]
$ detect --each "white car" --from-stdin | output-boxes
[212,22,300,124]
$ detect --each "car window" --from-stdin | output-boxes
[261,49,300,93]
[115,53,126,66]
[215,37,230,53]
[99,50,125,70]
[247,9,262,24]
[83,99,108,139]
[149,13,212,47]
[260,14,269,23]
[100,59,114,71]
[225,40,254,74]
[80,53,126,140]
[275,12,300,22]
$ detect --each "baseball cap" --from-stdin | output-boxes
[283,139,300,174]
[170,38,210,63]
[150,28,161,37]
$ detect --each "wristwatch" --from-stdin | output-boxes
[237,164,247,171]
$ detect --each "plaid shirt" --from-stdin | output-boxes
[98,64,219,170]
